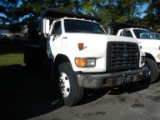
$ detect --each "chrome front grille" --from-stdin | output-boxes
[107,42,140,72]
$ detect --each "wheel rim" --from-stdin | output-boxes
[148,69,151,76]
[147,66,151,76]
[59,72,70,98]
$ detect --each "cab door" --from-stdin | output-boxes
[48,20,62,56]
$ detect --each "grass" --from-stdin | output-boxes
[0,42,27,94]
[0,42,61,120]
[0,42,25,66]
[0,54,25,66]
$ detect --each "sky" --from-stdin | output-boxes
[140,3,149,18]
[17,0,22,7]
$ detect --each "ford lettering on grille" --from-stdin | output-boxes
[122,53,129,57]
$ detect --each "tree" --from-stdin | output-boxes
[10,0,48,42]
[93,0,149,25]
[144,0,160,32]
[1,0,156,38]
[0,0,19,24]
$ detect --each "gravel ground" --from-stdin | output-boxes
[28,81,160,120]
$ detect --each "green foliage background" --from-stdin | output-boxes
[0,0,160,33]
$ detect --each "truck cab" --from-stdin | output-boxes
[24,9,150,106]
[151,32,160,40]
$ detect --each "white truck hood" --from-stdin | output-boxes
[62,33,139,52]
[137,38,160,50]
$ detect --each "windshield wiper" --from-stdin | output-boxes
[67,30,92,33]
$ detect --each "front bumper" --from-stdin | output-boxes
[77,65,149,88]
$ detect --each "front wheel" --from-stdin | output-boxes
[58,63,84,106]
[145,58,159,83]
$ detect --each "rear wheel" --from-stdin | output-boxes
[145,58,159,83]
[58,63,84,106]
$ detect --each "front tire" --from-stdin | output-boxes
[145,58,159,83]
[58,63,84,106]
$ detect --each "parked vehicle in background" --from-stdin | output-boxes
[10,35,23,42]
[116,28,159,83]
[152,32,160,40]
[0,35,10,42]
[0,35,3,41]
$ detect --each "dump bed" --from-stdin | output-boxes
[40,8,101,21]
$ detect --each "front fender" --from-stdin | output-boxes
[143,49,160,63]
[57,48,106,73]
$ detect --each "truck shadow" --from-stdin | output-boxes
[80,80,151,105]
[0,65,63,120]
[0,42,24,55]
[0,64,155,119]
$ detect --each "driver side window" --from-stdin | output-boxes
[52,21,62,35]
[121,30,132,37]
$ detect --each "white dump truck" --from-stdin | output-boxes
[116,27,159,83]
[24,8,149,106]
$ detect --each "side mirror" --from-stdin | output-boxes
[51,34,59,41]
[43,19,50,36]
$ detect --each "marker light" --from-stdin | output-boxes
[78,43,84,50]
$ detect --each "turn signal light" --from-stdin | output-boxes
[140,46,142,49]
[157,54,160,60]
[75,58,86,67]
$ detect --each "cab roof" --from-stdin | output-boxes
[120,28,148,30]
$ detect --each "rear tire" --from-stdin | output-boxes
[145,58,159,83]
[58,63,84,106]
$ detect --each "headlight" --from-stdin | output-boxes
[141,56,145,64]
[75,58,96,67]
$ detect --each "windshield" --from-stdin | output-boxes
[133,29,154,39]
[64,19,106,34]
[155,34,160,40]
